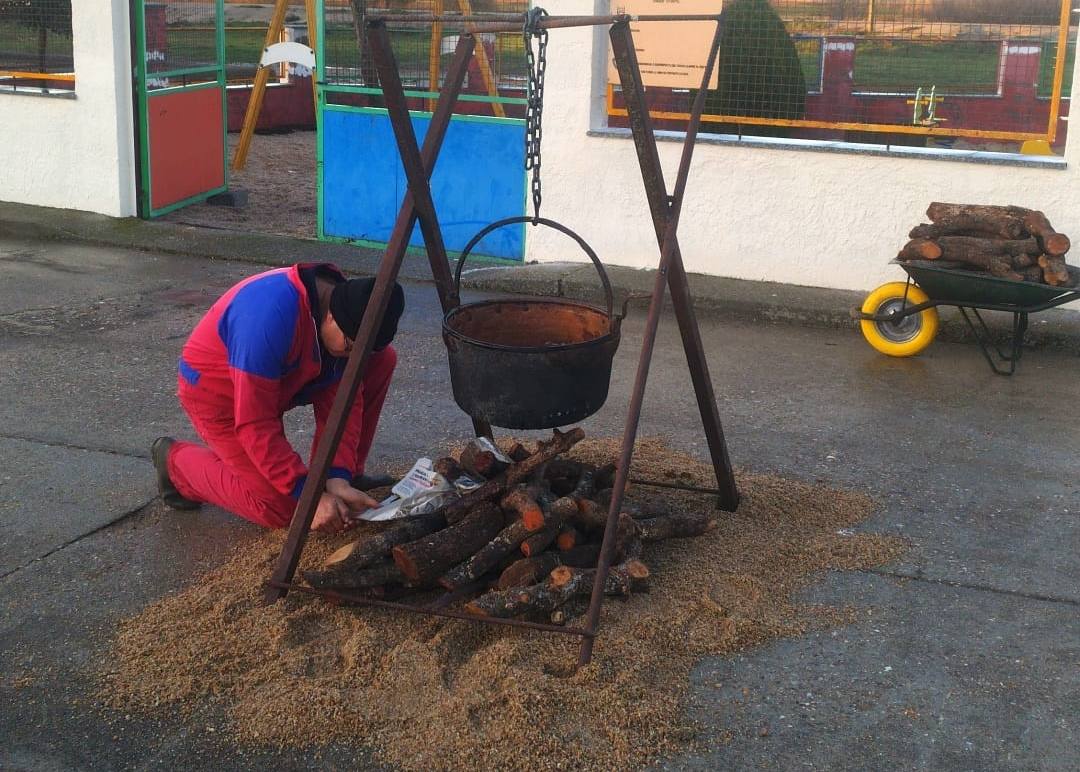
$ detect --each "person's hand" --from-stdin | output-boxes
[312,491,349,534]
[325,478,379,519]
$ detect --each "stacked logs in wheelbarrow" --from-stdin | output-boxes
[302,428,716,622]
[897,202,1075,287]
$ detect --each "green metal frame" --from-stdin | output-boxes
[315,0,528,256]
[133,0,229,219]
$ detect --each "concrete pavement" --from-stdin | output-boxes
[0,234,1077,770]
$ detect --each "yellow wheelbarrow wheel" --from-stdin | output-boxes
[860,282,939,357]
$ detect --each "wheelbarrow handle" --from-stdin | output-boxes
[451,216,615,320]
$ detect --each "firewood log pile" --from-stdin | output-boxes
[302,428,716,622]
[897,202,1077,287]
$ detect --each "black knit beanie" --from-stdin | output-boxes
[329,278,405,350]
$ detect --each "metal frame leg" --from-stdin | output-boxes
[264,27,481,603]
[577,19,734,667]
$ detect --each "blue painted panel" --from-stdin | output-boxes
[322,109,526,260]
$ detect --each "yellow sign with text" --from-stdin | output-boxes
[607,0,722,90]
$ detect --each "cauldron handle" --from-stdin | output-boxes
[451,216,614,320]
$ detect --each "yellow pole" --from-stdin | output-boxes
[305,0,318,118]
[1046,0,1072,144]
[428,0,444,112]
[866,0,875,34]
[232,0,290,170]
[456,0,505,118]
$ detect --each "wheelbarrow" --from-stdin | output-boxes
[854,259,1080,375]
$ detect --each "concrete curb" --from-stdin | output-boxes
[4,200,1080,353]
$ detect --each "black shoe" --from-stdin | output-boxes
[350,472,396,491]
[151,437,202,510]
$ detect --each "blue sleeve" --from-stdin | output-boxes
[217,274,301,378]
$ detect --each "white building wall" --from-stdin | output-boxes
[0,0,137,217]
[527,0,1080,291]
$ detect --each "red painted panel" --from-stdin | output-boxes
[148,87,225,211]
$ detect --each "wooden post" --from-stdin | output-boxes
[456,0,505,118]
[305,0,318,117]
[232,0,289,170]
[428,0,444,112]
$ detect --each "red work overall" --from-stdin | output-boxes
[165,264,397,528]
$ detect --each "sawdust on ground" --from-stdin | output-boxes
[99,437,907,771]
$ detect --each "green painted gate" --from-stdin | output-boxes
[132,0,228,218]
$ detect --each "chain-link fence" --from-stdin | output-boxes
[322,0,528,118]
[139,0,223,90]
[0,0,74,92]
[608,0,1077,154]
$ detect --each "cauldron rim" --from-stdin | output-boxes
[443,297,621,355]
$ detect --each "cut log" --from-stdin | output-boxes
[910,214,1025,241]
[392,501,503,584]
[496,544,601,589]
[520,526,557,557]
[500,487,545,531]
[549,559,650,597]
[442,428,585,525]
[432,456,465,481]
[467,559,650,618]
[556,524,580,551]
[934,237,1024,279]
[465,571,592,618]
[1022,210,1071,256]
[437,515,535,590]
[936,235,1040,259]
[460,439,509,478]
[571,498,608,532]
[927,202,1032,226]
[636,512,718,542]
[1039,254,1071,286]
[896,238,942,262]
[320,511,446,575]
[1017,265,1045,283]
[303,559,406,590]
[594,462,618,491]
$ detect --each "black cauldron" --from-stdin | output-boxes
[443,217,622,429]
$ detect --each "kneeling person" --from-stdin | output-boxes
[152,263,404,534]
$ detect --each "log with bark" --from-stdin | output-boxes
[1021,210,1071,256]
[896,238,942,262]
[312,511,446,581]
[459,439,510,478]
[910,214,1025,241]
[465,559,650,618]
[392,501,504,584]
[303,559,407,591]
[556,524,580,551]
[437,516,536,590]
[496,544,602,589]
[636,512,718,542]
[442,428,585,525]
[1039,254,1071,286]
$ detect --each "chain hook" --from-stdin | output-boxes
[523,7,549,225]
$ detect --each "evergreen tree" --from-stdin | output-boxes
[706,0,806,129]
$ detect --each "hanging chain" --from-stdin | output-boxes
[524,7,549,224]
